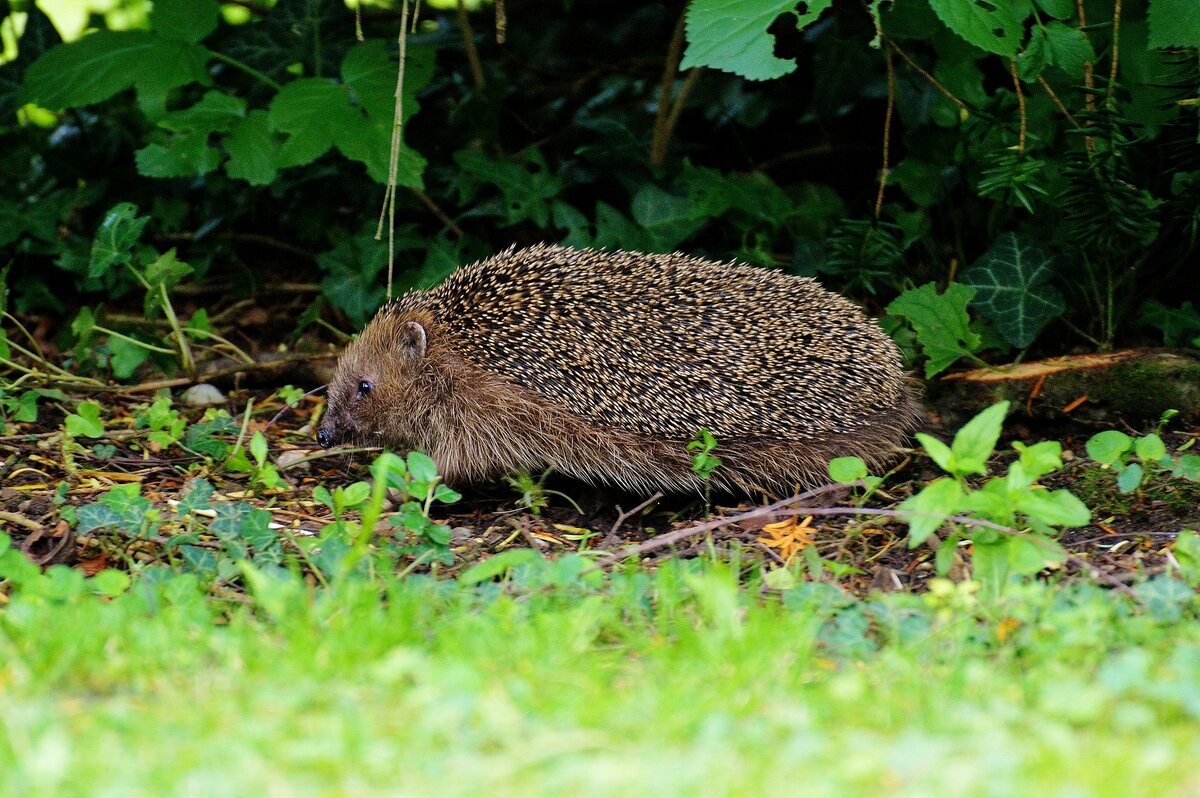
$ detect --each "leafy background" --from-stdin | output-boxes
[1,0,1198,378]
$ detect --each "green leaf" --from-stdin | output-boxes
[108,336,151,379]
[20,31,211,116]
[961,234,1064,349]
[177,478,214,515]
[250,431,268,467]
[136,131,223,178]
[1135,433,1167,462]
[89,203,148,279]
[153,0,220,43]
[915,433,955,474]
[1117,463,1145,494]
[1007,534,1066,576]
[1173,530,1200,584]
[158,91,244,134]
[1172,455,1200,482]
[971,539,1010,599]
[65,401,105,438]
[828,456,868,483]
[898,477,963,547]
[949,401,1010,477]
[1148,0,1200,47]
[1042,21,1094,80]
[458,548,542,585]
[886,282,982,377]
[224,111,278,185]
[681,0,833,81]
[1012,440,1063,482]
[1016,489,1091,527]
[339,482,372,509]
[1086,430,1134,465]
[928,0,1025,56]
[406,451,439,485]
[433,484,462,504]
[269,78,348,167]
[1033,0,1075,18]
[1139,300,1200,348]
[91,568,132,596]
[143,249,193,317]
[630,185,706,251]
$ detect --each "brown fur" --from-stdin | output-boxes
[319,245,923,493]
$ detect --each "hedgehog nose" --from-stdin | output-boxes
[317,426,333,448]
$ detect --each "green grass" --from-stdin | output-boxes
[2,559,1200,797]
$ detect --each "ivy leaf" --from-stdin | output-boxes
[143,249,193,317]
[65,401,105,438]
[631,185,706,251]
[961,233,1064,349]
[886,282,981,377]
[152,0,220,44]
[681,0,833,81]
[928,0,1025,57]
[88,203,148,279]
[1148,0,1200,48]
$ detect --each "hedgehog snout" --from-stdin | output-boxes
[317,425,334,448]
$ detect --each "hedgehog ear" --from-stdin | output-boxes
[400,320,428,360]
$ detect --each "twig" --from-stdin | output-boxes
[1066,553,1139,599]
[1038,76,1080,128]
[0,511,43,533]
[407,186,466,238]
[651,11,688,165]
[1106,0,1122,101]
[875,42,896,219]
[596,483,852,566]
[1010,58,1027,153]
[495,0,506,43]
[608,491,664,538]
[456,0,486,91]
[884,35,970,113]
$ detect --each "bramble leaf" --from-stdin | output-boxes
[681,0,833,81]
[928,0,1025,57]
[886,282,981,377]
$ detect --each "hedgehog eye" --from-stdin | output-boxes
[356,379,373,398]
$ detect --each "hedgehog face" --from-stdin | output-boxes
[317,318,430,450]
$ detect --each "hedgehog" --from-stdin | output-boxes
[317,244,922,493]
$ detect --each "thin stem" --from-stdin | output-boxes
[1010,58,1027,153]
[208,51,283,91]
[651,10,688,166]
[159,283,195,377]
[456,0,486,91]
[875,42,896,219]
[92,325,176,355]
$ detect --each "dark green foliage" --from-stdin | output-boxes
[0,0,1198,379]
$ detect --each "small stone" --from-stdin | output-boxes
[182,383,226,407]
[275,449,309,469]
